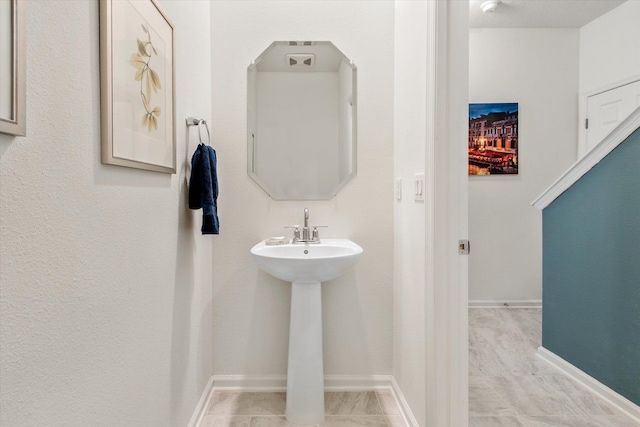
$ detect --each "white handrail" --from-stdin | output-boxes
[532,106,640,210]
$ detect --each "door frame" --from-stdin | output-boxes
[578,73,640,158]
[425,1,469,425]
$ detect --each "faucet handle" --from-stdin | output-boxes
[311,225,328,241]
[284,225,301,242]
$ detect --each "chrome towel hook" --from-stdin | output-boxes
[186,116,211,145]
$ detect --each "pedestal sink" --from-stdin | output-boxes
[250,239,363,425]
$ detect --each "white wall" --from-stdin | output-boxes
[468,29,579,302]
[579,0,640,94]
[210,1,394,377]
[393,1,427,424]
[0,1,213,426]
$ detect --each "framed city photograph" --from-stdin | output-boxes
[468,103,518,176]
[100,0,176,173]
[0,0,26,136]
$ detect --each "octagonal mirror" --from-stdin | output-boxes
[248,41,357,200]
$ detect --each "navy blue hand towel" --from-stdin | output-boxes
[189,144,220,234]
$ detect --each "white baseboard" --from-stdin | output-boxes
[212,375,287,391]
[192,375,417,427]
[187,375,215,427]
[390,376,420,427]
[210,374,395,391]
[324,375,395,391]
[536,346,640,424]
[469,300,542,308]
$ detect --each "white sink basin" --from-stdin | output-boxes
[250,238,363,283]
[250,238,363,424]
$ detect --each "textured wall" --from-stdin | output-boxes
[209,0,394,377]
[468,29,579,302]
[579,0,640,94]
[0,1,213,425]
[542,128,640,405]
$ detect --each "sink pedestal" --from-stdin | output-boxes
[250,239,363,425]
[286,280,325,425]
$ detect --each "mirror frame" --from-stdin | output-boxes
[0,0,26,136]
[247,41,357,200]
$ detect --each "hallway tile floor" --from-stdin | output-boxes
[469,307,639,426]
[201,391,405,427]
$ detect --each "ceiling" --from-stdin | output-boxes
[469,0,627,28]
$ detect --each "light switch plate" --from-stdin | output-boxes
[414,173,425,201]
[396,178,402,201]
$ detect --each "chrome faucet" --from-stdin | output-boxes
[302,208,311,241]
[286,208,326,244]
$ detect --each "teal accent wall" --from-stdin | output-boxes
[543,127,640,405]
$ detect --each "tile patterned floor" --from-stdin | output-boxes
[203,308,639,426]
[469,307,639,427]
[202,391,405,427]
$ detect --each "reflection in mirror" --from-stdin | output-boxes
[248,41,357,200]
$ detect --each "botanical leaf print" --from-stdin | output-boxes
[129,23,161,132]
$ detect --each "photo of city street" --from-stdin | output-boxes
[468,103,518,175]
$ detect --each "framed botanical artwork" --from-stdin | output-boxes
[0,0,26,136]
[100,0,176,173]
[468,103,518,176]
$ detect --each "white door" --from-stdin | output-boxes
[586,79,640,153]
